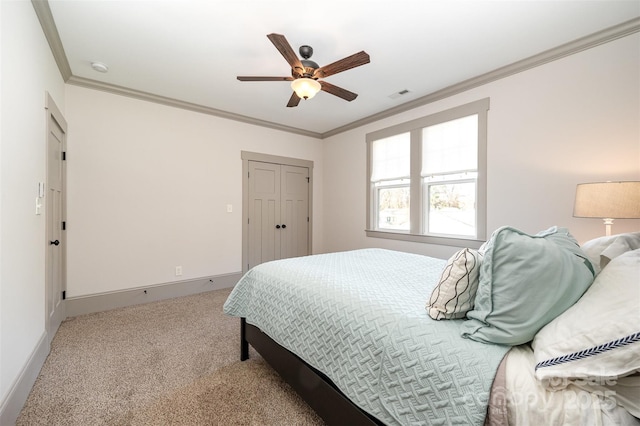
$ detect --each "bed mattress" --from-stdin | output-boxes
[224,249,509,425]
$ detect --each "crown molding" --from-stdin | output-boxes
[322,17,640,138]
[33,0,638,140]
[66,76,322,138]
[32,0,320,139]
[32,0,72,81]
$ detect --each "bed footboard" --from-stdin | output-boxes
[240,318,382,426]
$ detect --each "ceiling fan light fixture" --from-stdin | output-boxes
[291,77,321,100]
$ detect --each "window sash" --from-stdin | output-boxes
[422,114,478,176]
[423,177,477,238]
[375,182,411,231]
[371,133,411,182]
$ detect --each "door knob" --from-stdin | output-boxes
[275,225,281,229]
[281,224,286,229]
[49,240,60,246]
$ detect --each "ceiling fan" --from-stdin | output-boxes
[237,33,370,107]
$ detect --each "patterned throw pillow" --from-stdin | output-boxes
[427,248,482,320]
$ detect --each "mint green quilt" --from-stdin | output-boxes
[224,249,509,425]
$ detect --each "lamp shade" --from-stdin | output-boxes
[573,181,640,219]
[291,78,321,100]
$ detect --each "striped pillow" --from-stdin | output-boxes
[427,248,482,320]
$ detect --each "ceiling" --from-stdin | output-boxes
[42,0,640,138]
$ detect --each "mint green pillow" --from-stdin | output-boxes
[461,226,595,345]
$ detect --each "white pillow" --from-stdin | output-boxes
[426,248,481,320]
[580,232,640,275]
[532,249,640,389]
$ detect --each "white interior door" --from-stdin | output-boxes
[46,94,66,343]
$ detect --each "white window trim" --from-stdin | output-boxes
[365,98,489,248]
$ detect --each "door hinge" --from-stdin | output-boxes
[62,151,67,161]
[307,217,309,222]
[306,177,310,183]
[62,290,66,300]
[61,221,66,230]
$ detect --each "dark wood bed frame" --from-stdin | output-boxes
[240,318,384,425]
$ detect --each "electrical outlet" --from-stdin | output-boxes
[175,266,182,276]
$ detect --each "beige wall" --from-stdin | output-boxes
[322,33,640,259]
[0,0,66,407]
[64,86,324,297]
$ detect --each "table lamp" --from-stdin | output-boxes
[573,181,640,236]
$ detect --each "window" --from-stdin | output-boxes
[366,99,488,247]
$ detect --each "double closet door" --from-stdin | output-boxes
[247,160,310,270]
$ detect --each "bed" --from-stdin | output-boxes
[223,227,640,425]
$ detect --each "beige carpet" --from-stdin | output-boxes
[17,288,324,425]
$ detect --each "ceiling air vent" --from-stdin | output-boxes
[389,89,410,100]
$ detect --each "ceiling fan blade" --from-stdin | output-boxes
[237,76,293,81]
[286,92,301,108]
[267,33,304,72]
[314,51,370,79]
[319,81,358,101]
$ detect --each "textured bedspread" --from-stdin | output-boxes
[223,249,509,425]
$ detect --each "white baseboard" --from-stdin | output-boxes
[0,332,49,426]
[66,272,242,317]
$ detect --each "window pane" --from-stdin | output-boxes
[427,182,476,237]
[422,115,477,176]
[371,133,410,181]
[378,186,410,231]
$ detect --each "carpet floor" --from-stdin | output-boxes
[17,288,324,425]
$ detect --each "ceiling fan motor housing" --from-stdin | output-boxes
[300,61,319,78]
[294,46,318,78]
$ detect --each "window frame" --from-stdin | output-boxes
[365,98,489,248]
